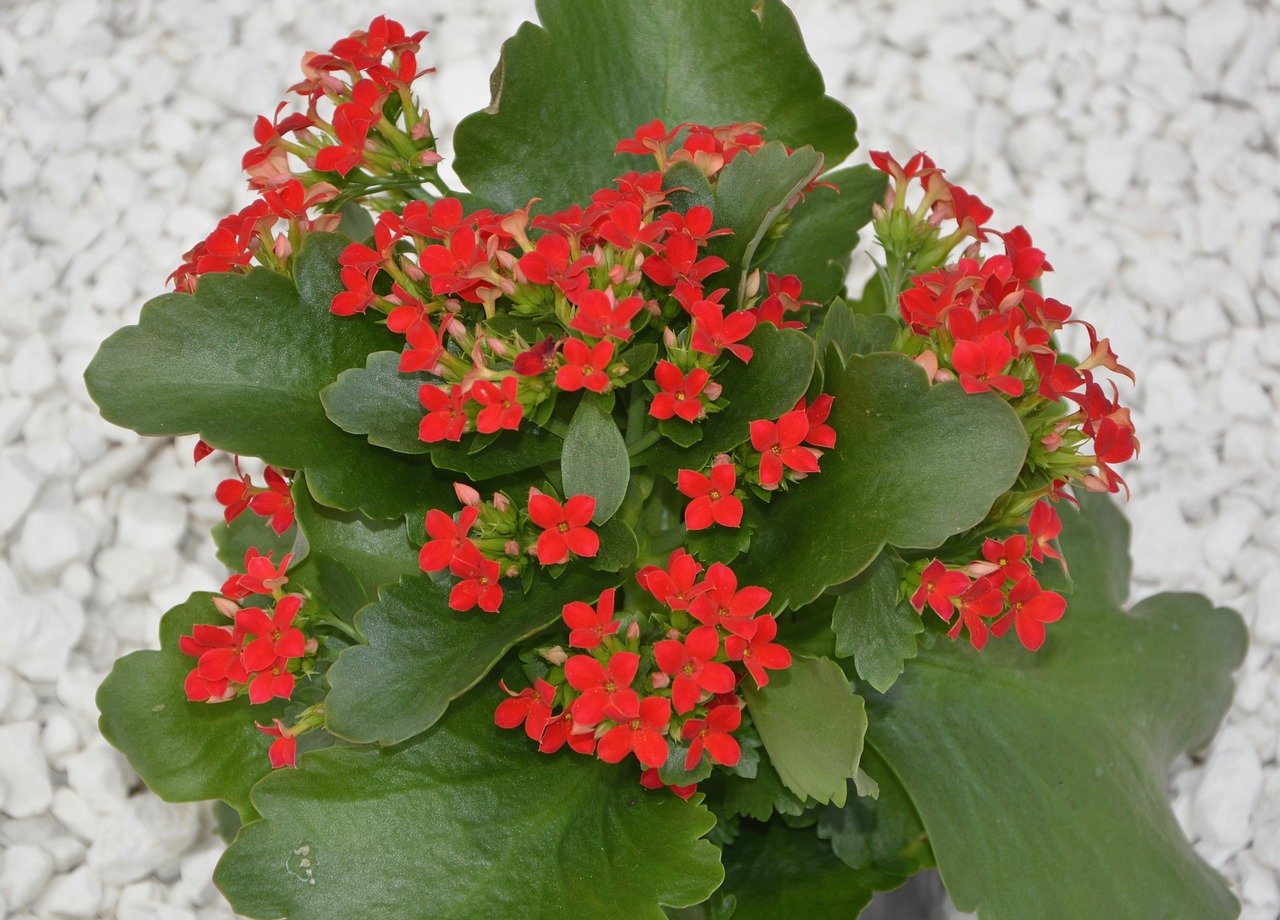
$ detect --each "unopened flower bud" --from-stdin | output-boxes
[704,381,723,401]
[212,596,239,618]
[504,540,520,557]
[304,637,319,655]
[745,269,761,299]
[418,150,443,166]
[542,645,568,666]
[663,327,677,349]
[454,482,481,507]
[493,492,511,512]
[626,621,641,641]
[650,672,672,690]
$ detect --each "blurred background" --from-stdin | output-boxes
[0,0,1276,916]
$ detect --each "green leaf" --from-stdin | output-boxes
[217,680,723,920]
[592,517,640,572]
[676,820,890,920]
[290,475,419,600]
[84,234,454,519]
[816,301,900,365]
[325,567,615,745]
[703,142,823,308]
[759,164,888,305]
[96,594,284,818]
[322,350,565,477]
[742,656,866,807]
[562,393,630,524]
[831,552,922,693]
[719,754,808,822]
[737,353,1028,609]
[864,493,1247,920]
[453,0,857,214]
[635,324,814,477]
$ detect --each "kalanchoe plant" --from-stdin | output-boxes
[86,3,1246,918]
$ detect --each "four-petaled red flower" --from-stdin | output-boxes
[472,376,524,434]
[237,594,306,703]
[419,383,468,442]
[678,463,743,530]
[749,410,820,487]
[419,506,480,572]
[650,361,710,422]
[654,626,736,714]
[528,492,598,565]
[221,548,292,600]
[256,719,297,769]
[991,574,1066,651]
[569,290,644,341]
[565,650,640,726]
[448,547,503,613]
[689,562,771,636]
[597,694,671,769]
[495,678,556,740]
[724,616,791,689]
[562,588,619,649]
[952,333,1024,397]
[555,338,615,393]
[910,560,969,619]
[248,466,295,535]
[636,549,705,611]
[682,704,742,770]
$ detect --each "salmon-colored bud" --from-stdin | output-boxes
[454,482,481,507]
[650,671,671,690]
[212,596,239,618]
[542,645,568,666]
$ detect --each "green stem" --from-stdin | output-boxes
[627,429,661,457]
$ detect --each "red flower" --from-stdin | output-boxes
[570,290,644,341]
[636,549,705,611]
[946,576,1004,650]
[678,463,742,530]
[517,233,593,299]
[221,549,292,600]
[538,711,598,756]
[654,626,736,714]
[513,335,560,377]
[689,563,771,637]
[419,506,480,573]
[248,466,295,535]
[495,678,556,740]
[650,361,710,423]
[979,535,1030,587]
[237,595,305,704]
[565,651,640,727]
[256,719,297,769]
[472,376,524,434]
[180,623,245,702]
[528,492,598,565]
[1028,500,1065,567]
[639,768,698,800]
[682,704,742,769]
[724,616,791,688]
[597,694,671,769]
[909,560,969,620]
[419,384,468,442]
[562,588,619,650]
[952,333,1023,397]
[690,301,756,363]
[555,338,614,393]
[448,547,503,613]
[797,395,836,448]
[749,410,820,487]
[991,575,1066,651]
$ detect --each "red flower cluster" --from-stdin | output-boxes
[213,461,296,536]
[495,553,790,794]
[908,499,1067,651]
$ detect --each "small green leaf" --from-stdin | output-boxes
[217,680,724,920]
[453,0,857,214]
[743,656,866,807]
[635,325,814,477]
[325,568,615,745]
[831,552,922,693]
[759,165,888,305]
[592,517,640,572]
[703,142,823,307]
[96,594,285,818]
[562,393,630,524]
[212,512,295,573]
[737,353,1028,609]
[290,476,419,601]
[719,754,808,822]
[864,494,1247,920]
[84,234,453,519]
[816,301,899,364]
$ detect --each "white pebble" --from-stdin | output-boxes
[18,508,99,579]
[5,335,59,398]
[1252,571,1280,646]
[0,591,86,683]
[42,835,88,873]
[1185,0,1249,86]
[65,742,136,810]
[178,844,224,907]
[0,722,54,819]
[50,789,102,843]
[0,451,41,539]
[0,844,54,910]
[94,544,182,599]
[1194,726,1263,853]
[117,489,189,550]
[41,712,84,768]
[35,864,103,919]
[86,795,201,885]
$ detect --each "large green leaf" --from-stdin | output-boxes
[702,142,823,308]
[742,656,865,807]
[217,680,723,920]
[864,494,1247,920]
[831,552,922,694]
[634,324,814,477]
[325,568,615,745]
[759,165,888,306]
[737,352,1028,609]
[84,234,453,519]
[562,393,630,524]
[453,0,857,214]
[96,594,285,818]
[321,350,565,478]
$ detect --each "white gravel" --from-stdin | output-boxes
[1,0,1276,917]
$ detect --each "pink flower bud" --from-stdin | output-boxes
[505,564,520,579]
[704,381,723,401]
[745,269,761,299]
[212,596,239,618]
[454,482,482,507]
[418,150,443,165]
[304,638,319,655]
[504,540,520,557]
[650,672,671,690]
[663,327,677,349]
[272,234,293,261]
[626,621,641,641]
[665,627,682,641]
[712,453,732,468]
[608,263,628,285]
[487,337,509,357]
[542,645,568,666]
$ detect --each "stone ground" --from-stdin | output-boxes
[1,0,1277,916]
